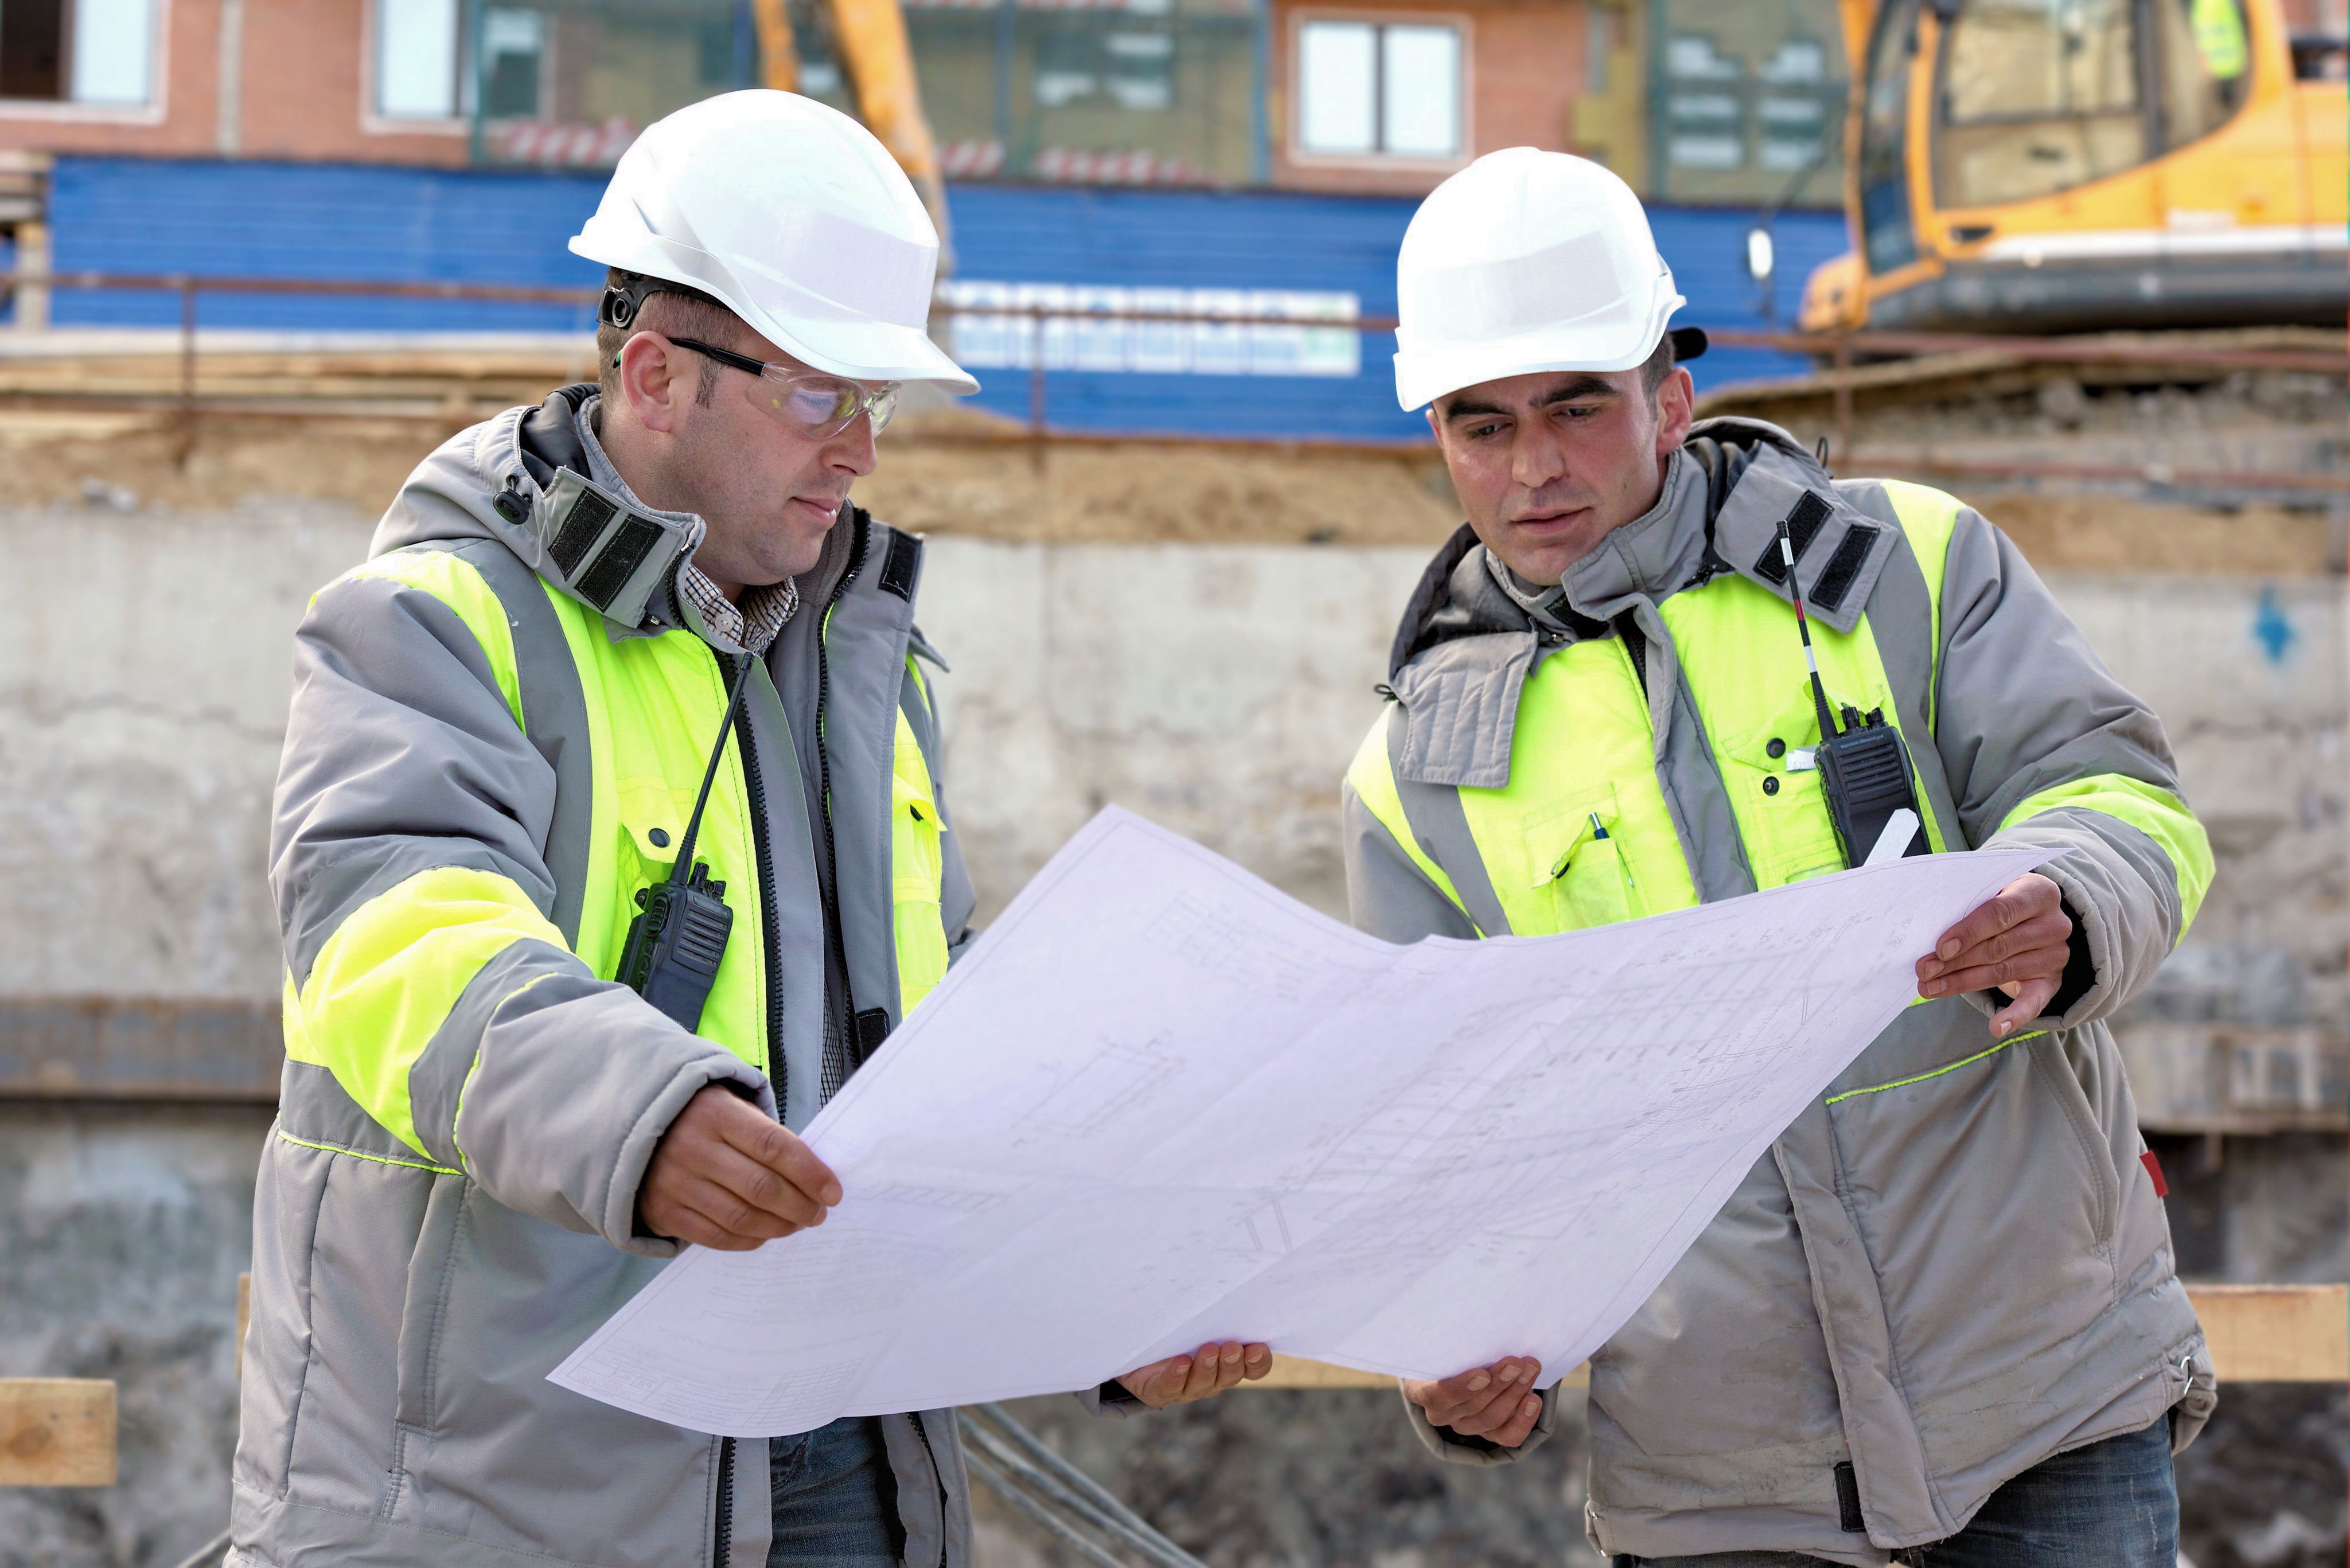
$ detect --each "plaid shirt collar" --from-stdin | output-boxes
[676,563,799,658]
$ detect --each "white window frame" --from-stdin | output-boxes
[361,0,469,137]
[1288,9,1471,171]
[0,0,169,124]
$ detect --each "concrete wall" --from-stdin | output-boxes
[6,502,2340,1017]
[1,495,2343,1565]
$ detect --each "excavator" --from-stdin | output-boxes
[749,0,953,254]
[1798,0,2347,335]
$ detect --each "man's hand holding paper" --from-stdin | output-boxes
[1405,1356,1547,1449]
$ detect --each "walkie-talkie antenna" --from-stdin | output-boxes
[1777,518,1841,742]
[668,655,754,884]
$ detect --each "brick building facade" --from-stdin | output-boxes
[0,0,1875,200]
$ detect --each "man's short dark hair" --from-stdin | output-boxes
[1638,332,1677,399]
[595,269,739,408]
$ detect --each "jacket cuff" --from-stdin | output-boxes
[1977,810,2180,1028]
[1955,887,2098,1033]
[1398,1380,1557,1467]
[1070,1379,1156,1419]
[601,1047,775,1258]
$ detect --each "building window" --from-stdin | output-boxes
[376,0,463,121]
[480,7,546,119]
[0,0,157,106]
[1756,37,1829,171]
[1296,18,1463,160]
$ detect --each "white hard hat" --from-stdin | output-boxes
[1392,147,1703,411]
[572,90,976,392]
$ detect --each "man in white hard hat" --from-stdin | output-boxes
[1343,148,2216,1566]
[234,91,1265,1568]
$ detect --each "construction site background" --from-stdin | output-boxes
[0,333,2343,1566]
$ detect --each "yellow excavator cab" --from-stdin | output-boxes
[1801,0,2347,334]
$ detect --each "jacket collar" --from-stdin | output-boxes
[375,385,880,647]
[368,384,697,638]
[1384,417,1902,788]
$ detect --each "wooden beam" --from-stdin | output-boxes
[2193,1283,2347,1383]
[0,1380,116,1487]
[0,995,280,1101]
[1245,1285,2349,1392]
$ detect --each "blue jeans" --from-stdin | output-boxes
[767,1415,901,1567]
[1615,1414,2178,1568]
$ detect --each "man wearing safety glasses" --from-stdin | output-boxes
[236,90,1265,1568]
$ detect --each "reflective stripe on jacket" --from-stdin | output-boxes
[1341,418,2217,1567]
[235,387,977,1568]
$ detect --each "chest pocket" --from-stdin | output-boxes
[1711,678,1858,891]
[890,709,950,1018]
[614,777,696,914]
[1522,786,1647,932]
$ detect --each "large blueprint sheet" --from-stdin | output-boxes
[552,809,2043,1437]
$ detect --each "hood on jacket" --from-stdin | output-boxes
[373,384,715,638]
[1380,418,1905,790]
[1388,417,1888,682]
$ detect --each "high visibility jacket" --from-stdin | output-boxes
[1343,419,2217,1566]
[233,387,979,1568]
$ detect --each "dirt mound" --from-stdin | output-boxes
[0,384,2329,575]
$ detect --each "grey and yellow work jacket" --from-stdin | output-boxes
[1342,419,2219,1566]
[232,386,979,1568]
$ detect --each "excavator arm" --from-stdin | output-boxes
[753,0,953,263]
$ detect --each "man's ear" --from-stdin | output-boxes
[617,332,685,436]
[1654,365,1696,455]
[1425,405,1443,444]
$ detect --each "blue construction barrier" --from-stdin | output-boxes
[38,155,1848,442]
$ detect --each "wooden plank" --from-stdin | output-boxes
[1248,1285,2347,1393]
[1252,1356,1587,1391]
[0,1380,116,1487]
[2192,1282,2347,1383]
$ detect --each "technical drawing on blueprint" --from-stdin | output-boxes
[552,808,2045,1437]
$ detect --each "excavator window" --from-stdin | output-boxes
[1934,0,2148,208]
[2152,0,2252,146]
[1931,0,2253,208]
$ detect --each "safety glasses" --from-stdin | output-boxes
[663,336,901,439]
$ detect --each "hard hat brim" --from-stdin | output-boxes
[567,236,980,395]
[1394,311,1682,412]
[760,309,981,396]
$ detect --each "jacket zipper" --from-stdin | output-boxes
[714,650,766,1568]
[814,516,871,1070]
[726,652,786,1102]
[907,1414,950,1568]
[713,1435,736,1566]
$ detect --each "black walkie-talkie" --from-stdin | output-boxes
[1776,518,1927,868]
[616,658,750,1031]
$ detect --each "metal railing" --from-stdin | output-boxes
[0,269,2343,493]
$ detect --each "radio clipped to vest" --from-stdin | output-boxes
[617,656,750,1031]
[1775,518,1928,869]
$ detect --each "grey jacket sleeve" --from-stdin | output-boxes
[273,571,766,1256]
[1927,510,2211,1029]
[1068,1379,1156,1420]
[1342,783,1483,944]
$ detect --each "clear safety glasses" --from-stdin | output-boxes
[665,337,901,439]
